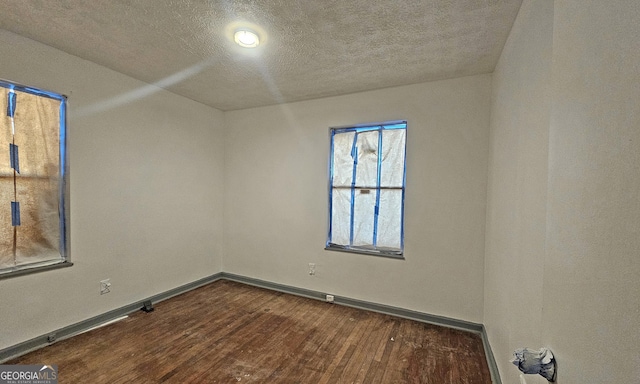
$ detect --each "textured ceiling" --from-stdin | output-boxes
[0,0,523,111]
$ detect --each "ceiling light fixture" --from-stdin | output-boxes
[234,30,260,48]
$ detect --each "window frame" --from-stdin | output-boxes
[325,120,407,259]
[0,79,71,279]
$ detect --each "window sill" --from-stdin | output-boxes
[324,245,404,259]
[0,261,73,280]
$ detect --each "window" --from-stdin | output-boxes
[0,80,69,277]
[326,121,407,258]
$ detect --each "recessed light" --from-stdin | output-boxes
[234,30,260,48]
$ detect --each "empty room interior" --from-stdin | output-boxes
[0,0,638,383]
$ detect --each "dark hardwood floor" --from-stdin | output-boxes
[10,280,492,383]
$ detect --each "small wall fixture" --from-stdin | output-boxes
[511,347,557,382]
[234,30,260,48]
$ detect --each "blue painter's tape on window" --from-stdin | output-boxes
[7,91,16,118]
[327,121,407,257]
[11,201,20,226]
[373,128,383,247]
[349,133,359,246]
[350,133,358,163]
[9,143,19,174]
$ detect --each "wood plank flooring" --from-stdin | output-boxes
[9,280,492,383]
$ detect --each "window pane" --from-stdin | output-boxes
[0,86,64,272]
[354,130,378,187]
[332,131,355,187]
[381,129,406,187]
[327,121,406,256]
[352,189,376,247]
[330,187,351,246]
[377,189,403,250]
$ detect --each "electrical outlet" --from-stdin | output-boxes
[325,294,335,303]
[308,263,316,275]
[100,279,111,295]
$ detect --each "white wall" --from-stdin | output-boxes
[487,0,640,382]
[6,2,638,379]
[484,0,553,383]
[224,75,491,323]
[543,0,640,382]
[0,31,225,350]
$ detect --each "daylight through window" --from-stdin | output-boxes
[327,121,407,257]
[0,80,68,276]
